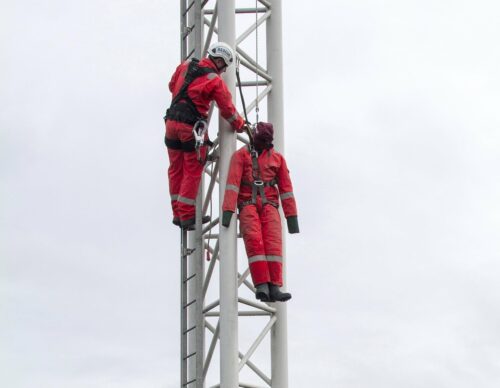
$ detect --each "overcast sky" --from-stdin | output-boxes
[2,0,500,387]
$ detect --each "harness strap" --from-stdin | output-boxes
[241,178,277,187]
[250,148,268,205]
[238,199,278,211]
[165,137,182,150]
[165,136,213,152]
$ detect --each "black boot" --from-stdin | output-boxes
[255,283,270,302]
[269,284,292,302]
[181,216,211,230]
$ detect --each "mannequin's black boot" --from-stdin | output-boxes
[269,284,292,302]
[255,283,270,302]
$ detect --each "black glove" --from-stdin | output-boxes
[286,216,300,234]
[221,211,234,227]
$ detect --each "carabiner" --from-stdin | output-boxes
[192,120,208,148]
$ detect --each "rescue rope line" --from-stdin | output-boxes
[235,58,249,125]
[235,58,255,149]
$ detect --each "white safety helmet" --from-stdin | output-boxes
[208,42,235,67]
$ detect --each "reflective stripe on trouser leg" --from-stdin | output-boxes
[177,147,206,222]
[261,205,283,286]
[240,205,270,285]
[167,147,183,219]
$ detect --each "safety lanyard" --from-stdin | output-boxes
[249,147,268,206]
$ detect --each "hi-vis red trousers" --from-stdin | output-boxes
[239,199,283,286]
[165,119,207,224]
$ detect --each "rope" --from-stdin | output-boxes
[235,57,254,148]
[235,57,249,124]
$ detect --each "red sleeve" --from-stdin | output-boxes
[222,150,244,212]
[277,155,298,218]
[207,76,244,131]
[168,62,184,93]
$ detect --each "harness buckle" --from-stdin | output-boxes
[253,180,264,187]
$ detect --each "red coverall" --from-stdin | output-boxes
[222,146,298,287]
[166,58,244,225]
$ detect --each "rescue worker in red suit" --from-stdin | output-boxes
[165,42,248,229]
[221,122,299,302]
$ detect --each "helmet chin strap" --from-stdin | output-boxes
[209,56,226,73]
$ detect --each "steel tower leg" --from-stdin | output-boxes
[191,2,205,387]
[180,2,205,387]
[180,229,188,387]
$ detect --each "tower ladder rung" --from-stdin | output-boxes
[183,351,197,361]
[183,299,196,309]
[184,273,196,283]
[182,378,196,386]
[183,325,196,335]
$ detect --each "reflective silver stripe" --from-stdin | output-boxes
[227,113,238,123]
[177,196,196,206]
[225,184,239,193]
[207,73,217,80]
[266,255,283,263]
[171,194,179,201]
[248,255,267,264]
[280,192,294,200]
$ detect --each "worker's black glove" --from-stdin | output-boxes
[221,211,234,227]
[286,216,300,234]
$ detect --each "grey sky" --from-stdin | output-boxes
[1,0,500,387]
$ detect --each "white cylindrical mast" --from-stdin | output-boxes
[218,1,239,387]
[267,1,289,387]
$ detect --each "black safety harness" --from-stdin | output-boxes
[164,58,215,160]
[237,147,279,211]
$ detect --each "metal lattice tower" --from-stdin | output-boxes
[178,1,287,387]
